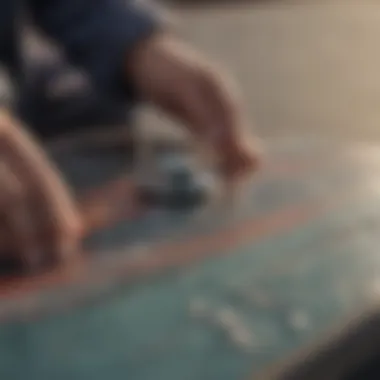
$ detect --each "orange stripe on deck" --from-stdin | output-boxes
[78,151,341,236]
[101,202,323,280]
[0,199,327,299]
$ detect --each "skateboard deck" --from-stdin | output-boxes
[1,136,380,380]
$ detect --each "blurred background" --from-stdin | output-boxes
[153,0,380,142]
[3,0,379,144]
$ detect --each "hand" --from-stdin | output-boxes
[0,111,83,272]
[127,34,261,182]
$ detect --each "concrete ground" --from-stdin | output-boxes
[151,0,380,143]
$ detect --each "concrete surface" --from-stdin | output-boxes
[159,0,380,142]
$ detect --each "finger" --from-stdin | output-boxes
[0,164,44,271]
[194,67,243,148]
[29,195,82,267]
[0,110,83,267]
[44,225,81,266]
[0,111,81,231]
[162,68,249,170]
[194,67,264,177]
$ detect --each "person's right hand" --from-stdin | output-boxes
[127,34,261,183]
[0,110,83,272]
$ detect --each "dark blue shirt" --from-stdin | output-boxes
[0,0,160,97]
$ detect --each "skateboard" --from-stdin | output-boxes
[1,135,380,380]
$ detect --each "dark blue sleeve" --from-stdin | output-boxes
[29,0,162,97]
